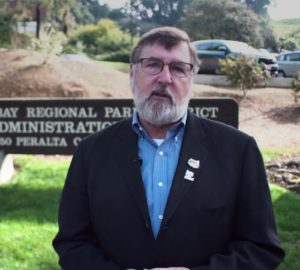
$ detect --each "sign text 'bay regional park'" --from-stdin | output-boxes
[0,98,238,155]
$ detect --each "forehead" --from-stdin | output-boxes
[140,42,191,62]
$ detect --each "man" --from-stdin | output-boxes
[53,27,284,269]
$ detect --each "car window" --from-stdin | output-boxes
[195,42,227,51]
[277,54,284,61]
[201,42,225,51]
[286,53,300,61]
[214,44,227,51]
[195,42,213,50]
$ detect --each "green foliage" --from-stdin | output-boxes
[269,18,300,50]
[127,0,191,27]
[0,5,17,46]
[261,148,300,162]
[270,18,300,37]
[0,155,70,270]
[31,23,67,64]
[219,55,269,97]
[259,20,279,52]
[243,0,271,15]
[68,19,132,61]
[71,1,94,24]
[69,23,98,49]
[291,72,300,103]
[181,0,264,47]
[96,49,130,63]
[270,184,300,270]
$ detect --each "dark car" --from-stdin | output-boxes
[277,51,300,77]
[192,39,278,76]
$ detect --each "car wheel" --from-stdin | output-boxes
[277,70,286,77]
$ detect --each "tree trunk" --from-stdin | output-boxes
[36,3,41,39]
[63,10,68,35]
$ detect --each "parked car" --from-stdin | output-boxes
[192,39,278,76]
[277,50,300,77]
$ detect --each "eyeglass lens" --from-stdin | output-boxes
[140,58,193,77]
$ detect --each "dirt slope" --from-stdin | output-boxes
[0,49,131,98]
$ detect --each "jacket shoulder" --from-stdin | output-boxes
[76,117,133,155]
[189,113,250,140]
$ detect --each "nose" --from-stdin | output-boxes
[157,64,173,84]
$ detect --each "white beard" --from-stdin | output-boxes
[131,72,191,126]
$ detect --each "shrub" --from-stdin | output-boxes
[219,56,269,97]
[96,49,130,63]
[31,23,67,64]
[0,10,17,46]
[68,24,99,53]
[68,19,132,58]
[291,72,300,103]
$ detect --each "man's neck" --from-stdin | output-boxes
[139,118,173,139]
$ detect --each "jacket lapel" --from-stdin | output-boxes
[113,115,208,233]
[115,119,151,225]
[161,113,208,227]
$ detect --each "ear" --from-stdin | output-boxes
[130,63,134,79]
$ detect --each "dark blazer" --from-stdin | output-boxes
[53,113,284,270]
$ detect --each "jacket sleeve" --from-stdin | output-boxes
[52,143,122,270]
[191,137,284,270]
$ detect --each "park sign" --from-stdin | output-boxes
[0,98,238,155]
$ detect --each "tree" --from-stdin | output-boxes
[120,0,191,35]
[0,2,17,45]
[5,0,75,38]
[71,1,95,24]
[235,0,271,15]
[181,0,263,47]
[139,0,191,26]
[74,0,110,23]
[47,0,76,35]
[291,72,300,103]
[11,0,51,38]
[259,22,278,51]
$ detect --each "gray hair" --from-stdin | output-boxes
[130,26,199,66]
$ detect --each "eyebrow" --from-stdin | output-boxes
[142,57,192,64]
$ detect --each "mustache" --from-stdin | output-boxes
[148,86,174,103]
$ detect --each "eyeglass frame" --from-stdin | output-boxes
[137,57,198,78]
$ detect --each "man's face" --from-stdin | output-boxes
[130,42,193,126]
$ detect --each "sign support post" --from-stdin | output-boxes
[0,151,15,184]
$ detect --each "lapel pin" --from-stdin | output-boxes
[184,169,195,181]
[188,158,200,169]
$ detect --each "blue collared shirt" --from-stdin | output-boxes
[132,112,186,238]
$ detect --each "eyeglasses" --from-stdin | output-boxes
[138,58,195,78]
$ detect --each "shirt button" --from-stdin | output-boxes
[159,151,164,156]
[158,182,163,187]
[175,136,178,141]
[158,214,163,220]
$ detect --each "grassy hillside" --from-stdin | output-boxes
[270,18,300,39]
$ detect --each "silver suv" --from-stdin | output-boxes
[193,39,278,76]
[277,51,300,77]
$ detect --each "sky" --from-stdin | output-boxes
[267,0,300,20]
[101,0,300,21]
